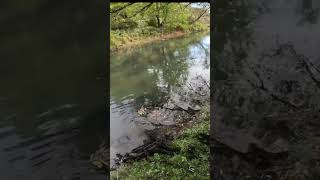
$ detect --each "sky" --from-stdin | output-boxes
[190,2,210,9]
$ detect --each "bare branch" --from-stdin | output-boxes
[190,7,210,24]
[128,3,153,18]
[110,3,134,14]
[185,3,192,8]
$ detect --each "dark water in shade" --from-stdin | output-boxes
[0,1,106,179]
[212,0,320,179]
[110,33,210,168]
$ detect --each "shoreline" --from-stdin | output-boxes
[110,104,210,179]
[111,30,209,53]
[90,104,210,178]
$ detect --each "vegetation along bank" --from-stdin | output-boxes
[110,3,210,51]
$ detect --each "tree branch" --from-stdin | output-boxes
[128,3,153,18]
[110,3,134,14]
[190,7,210,24]
[185,3,192,8]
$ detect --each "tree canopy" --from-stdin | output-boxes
[110,3,210,49]
[110,2,209,31]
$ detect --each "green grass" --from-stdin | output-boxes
[110,23,209,50]
[110,27,161,50]
[111,106,210,180]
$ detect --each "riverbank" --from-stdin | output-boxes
[110,105,210,179]
[111,28,209,52]
[107,26,210,178]
[110,2,209,52]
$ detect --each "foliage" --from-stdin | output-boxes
[110,3,210,49]
[111,106,210,179]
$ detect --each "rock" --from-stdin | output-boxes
[138,106,147,116]
[90,143,109,170]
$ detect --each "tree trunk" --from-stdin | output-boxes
[156,15,161,28]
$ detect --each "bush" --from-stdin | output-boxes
[111,19,138,30]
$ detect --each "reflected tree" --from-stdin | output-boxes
[213,0,320,179]
[110,33,207,107]
[296,0,319,25]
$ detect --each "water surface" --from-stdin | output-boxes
[0,1,106,179]
[110,32,210,168]
[212,0,320,179]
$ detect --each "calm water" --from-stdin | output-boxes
[110,33,210,168]
[212,0,320,179]
[0,1,106,179]
[0,55,107,180]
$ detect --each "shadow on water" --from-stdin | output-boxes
[213,0,320,179]
[0,0,106,179]
[110,32,210,168]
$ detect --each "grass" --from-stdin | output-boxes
[110,22,209,51]
[111,106,210,180]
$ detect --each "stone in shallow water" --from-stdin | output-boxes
[146,108,183,126]
[163,99,176,109]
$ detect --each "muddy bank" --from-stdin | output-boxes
[110,105,210,179]
[110,94,207,168]
[91,74,209,171]
[113,110,199,164]
[90,104,205,172]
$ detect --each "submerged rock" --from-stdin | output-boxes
[90,143,109,170]
[136,106,191,128]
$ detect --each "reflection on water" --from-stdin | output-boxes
[110,33,210,168]
[212,0,320,179]
[0,0,106,179]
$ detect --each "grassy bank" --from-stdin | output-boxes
[111,23,209,51]
[110,2,210,51]
[111,106,210,180]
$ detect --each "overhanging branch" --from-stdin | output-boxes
[190,7,210,24]
[128,3,153,18]
[110,3,134,14]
